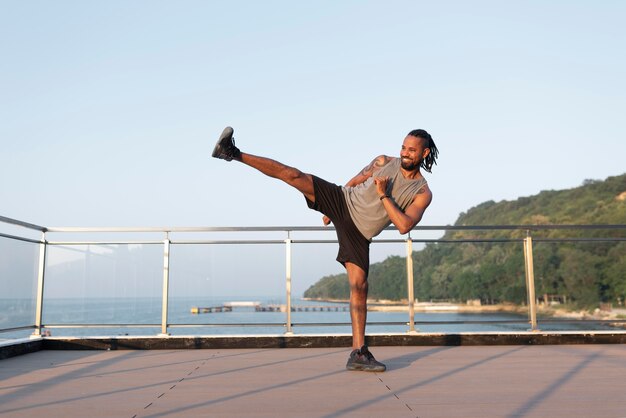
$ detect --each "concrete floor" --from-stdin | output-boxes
[2,345,626,418]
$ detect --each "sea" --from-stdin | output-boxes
[0,297,617,341]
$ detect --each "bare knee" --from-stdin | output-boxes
[281,168,314,199]
[283,167,306,183]
[350,280,368,298]
[346,263,368,298]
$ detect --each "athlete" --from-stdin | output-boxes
[212,127,438,372]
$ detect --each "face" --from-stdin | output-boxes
[400,135,430,171]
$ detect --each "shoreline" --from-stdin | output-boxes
[302,298,526,314]
[301,297,626,321]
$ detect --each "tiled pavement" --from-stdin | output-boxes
[2,345,626,418]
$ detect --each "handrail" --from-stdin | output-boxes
[0,215,46,232]
[0,231,42,244]
[34,224,626,233]
[2,216,625,339]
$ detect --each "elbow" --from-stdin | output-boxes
[398,220,419,235]
[398,225,413,235]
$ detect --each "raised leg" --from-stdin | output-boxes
[237,152,316,203]
[212,127,316,202]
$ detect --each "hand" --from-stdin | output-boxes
[322,215,331,226]
[373,176,390,197]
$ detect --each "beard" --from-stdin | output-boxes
[401,158,421,170]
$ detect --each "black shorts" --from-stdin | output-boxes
[305,175,371,275]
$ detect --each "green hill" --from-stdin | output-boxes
[303,174,626,308]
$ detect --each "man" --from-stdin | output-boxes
[212,127,438,372]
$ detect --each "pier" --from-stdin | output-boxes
[256,304,350,312]
[191,303,349,314]
[191,301,260,314]
[190,306,233,314]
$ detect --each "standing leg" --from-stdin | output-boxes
[346,261,368,350]
[345,262,386,372]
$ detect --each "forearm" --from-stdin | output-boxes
[380,197,419,234]
[346,155,392,187]
[345,173,369,187]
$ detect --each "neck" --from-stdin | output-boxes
[400,167,422,179]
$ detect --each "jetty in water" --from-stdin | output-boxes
[190,306,234,314]
[256,304,349,313]
[191,302,348,314]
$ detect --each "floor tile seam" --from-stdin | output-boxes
[375,374,417,416]
[130,352,217,418]
[129,361,359,417]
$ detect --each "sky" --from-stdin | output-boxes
[2,1,626,297]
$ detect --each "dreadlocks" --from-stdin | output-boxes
[408,129,438,173]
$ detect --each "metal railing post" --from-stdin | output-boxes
[159,233,171,336]
[523,232,539,331]
[285,233,294,335]
[32,232,47,337]
[406,234,417,334]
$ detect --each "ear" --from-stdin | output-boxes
[422,147,431,159]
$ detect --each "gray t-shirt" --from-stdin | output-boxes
[342,158,427,240]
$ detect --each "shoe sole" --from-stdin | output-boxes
[346,364,386,372]
[212,126,234,158]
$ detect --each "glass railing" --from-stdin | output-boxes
[0,216,44,341]
[1,215,625,341]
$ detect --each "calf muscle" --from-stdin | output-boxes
[240,152,315,201]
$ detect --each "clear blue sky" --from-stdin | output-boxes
[2,1,626,295]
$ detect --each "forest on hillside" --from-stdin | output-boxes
[303,174,626,308]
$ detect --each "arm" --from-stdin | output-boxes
[322,155,393,225]
[345,155,394,187]
[376,179,432,234]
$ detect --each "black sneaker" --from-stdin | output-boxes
[212,126,241,161]
[346,345,386,372]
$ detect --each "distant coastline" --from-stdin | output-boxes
[301,297,626,323]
